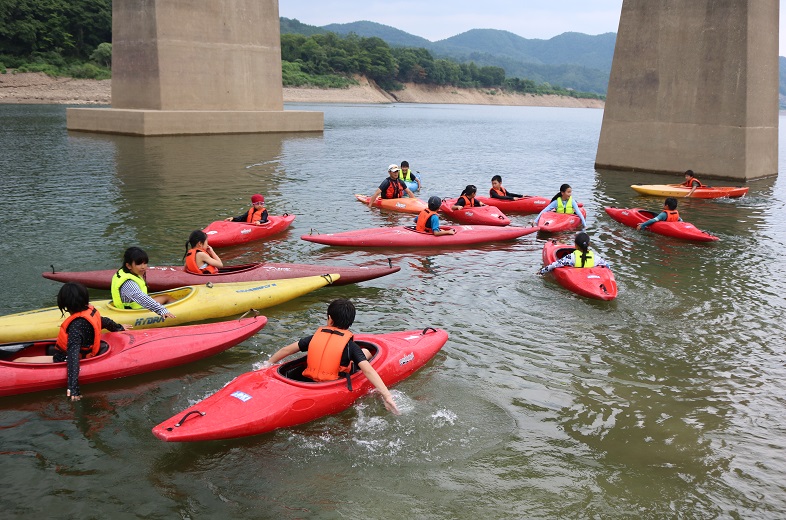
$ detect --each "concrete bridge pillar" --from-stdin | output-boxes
[595,0,778,181]
[67,0,322,135]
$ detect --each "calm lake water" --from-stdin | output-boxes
[1,102,785,519]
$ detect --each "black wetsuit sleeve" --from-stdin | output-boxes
[101,317,125,332]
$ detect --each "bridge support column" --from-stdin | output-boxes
[67,0,322,135]
[595,0,778,180]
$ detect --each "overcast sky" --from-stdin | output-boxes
[279,1,786,56]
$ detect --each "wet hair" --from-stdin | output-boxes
[552,183,571,201]
[121,246,149,271]
[401,160,409,168]
[327,298,356,329]
[460,184,477,197]
[684,169,694,177]
[427,196,442,211]
[664,197,678,210]
[184,230,208,260]
[57,282,90,317]
[491,175,502,183]
[574,232,591,268]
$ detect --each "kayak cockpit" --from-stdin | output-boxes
[0,340,110,363]
[276,342,379,383]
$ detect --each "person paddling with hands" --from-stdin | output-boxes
[15,283,127,401]
[111,247,176,319]
[368,164,416,207]
[681,169,703,197]
[534,183,587,228]
[415,196,456,236]
[636,197,683,230]
[264,299,400,415]
[450,184,486,210]
[538,232,609,275]
[183,230,223,274]
[225,193,269,224]
[489,175,522,201]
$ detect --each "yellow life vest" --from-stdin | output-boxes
[556,196,575,214]
[110,269,147,309]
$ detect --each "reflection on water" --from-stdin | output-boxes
[1,104,786,518]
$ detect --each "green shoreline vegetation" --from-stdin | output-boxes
[0,1,602,100]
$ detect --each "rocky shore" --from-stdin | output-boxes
[0,72,604,109]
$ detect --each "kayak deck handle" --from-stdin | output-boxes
[169,410,206,430]
[239,308,260,320]
[50,264,56,274]
[321,273,336,285]
[421,327,437,335]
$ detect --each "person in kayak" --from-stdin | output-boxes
[111,247,176,319]
[183,230,223,274]
[265,298,400,415]
[682,169,703,197]
[368,164,416,207]
[15,283,126,400]
[450,185,486,210]
[538,232,609,275]
[636,197,683,230]
[414,196,456,236]
[399,160,421,190]
[489,175,522,201]
[224,193,269,224]
[534,183,587,228]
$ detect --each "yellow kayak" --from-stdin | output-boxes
[0,274,339,343]
[630,184,749,199]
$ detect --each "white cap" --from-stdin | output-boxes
[388,164,400,172]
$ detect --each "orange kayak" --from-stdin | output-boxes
[355,194,427,214]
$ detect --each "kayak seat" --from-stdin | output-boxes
[278,343,379,382]
[45,340,110,357]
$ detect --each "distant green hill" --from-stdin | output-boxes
[321,20,433,48]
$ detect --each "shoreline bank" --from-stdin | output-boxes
[0,72,604,109]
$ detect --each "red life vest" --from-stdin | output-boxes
[416,209,438,232]
[184,248,218,274]
[490,186,507,197]
[459,195,478,208]
[302,326,354,382]
[683,176,703,188]
[245,206,266,223]
[383,179,404,199]
[56,305,103,358]
[665,210,680,222]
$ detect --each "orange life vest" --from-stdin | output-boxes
[665,210,680,222]
[491,186,507,197]
[302,326,354,382]
[683,176,703,188]
[383,179,404,199]
[459,195,478,208]
[184,248,218,274]
[56,305,103,358]
[245,206,266,223]
[416,209,438,232]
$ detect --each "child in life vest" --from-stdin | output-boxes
[451,184,486,210]
[111,247,176,319]
[264,299,400,414]
[399,160,421,190]
[682,169,703,197]
[183,230,223,274]
[15,283,126,400]
[489,175,522,200]
[538,232,609,275]
[225,193,269,224]
[414,196,456,236]
[534,183,587,228]
[637,197,683,230]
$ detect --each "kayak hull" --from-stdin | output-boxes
[203,214,295,248]
[152,328,448,441]
[0,316,267,397]
[630,184,749,199]
[537,207,587,233]
[355,194,427,214]
[301,225,538,247]
[440,199,511,226]
[604,207,719,242]
[475,195,551,214]
[42,262,399,291]
[542,241,617,300]
[0,275,336,343]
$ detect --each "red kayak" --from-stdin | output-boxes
[301,224,538,248]
[0,316,266,397]
[42,261,401,291]
[355,194,427,214]
[475,195,551,214]
[537,207,587,232]
[152,327,448,441]
[439,199,510,226]
[202,214,295,248]
[604,207,719,242]
[541,240,617,300]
